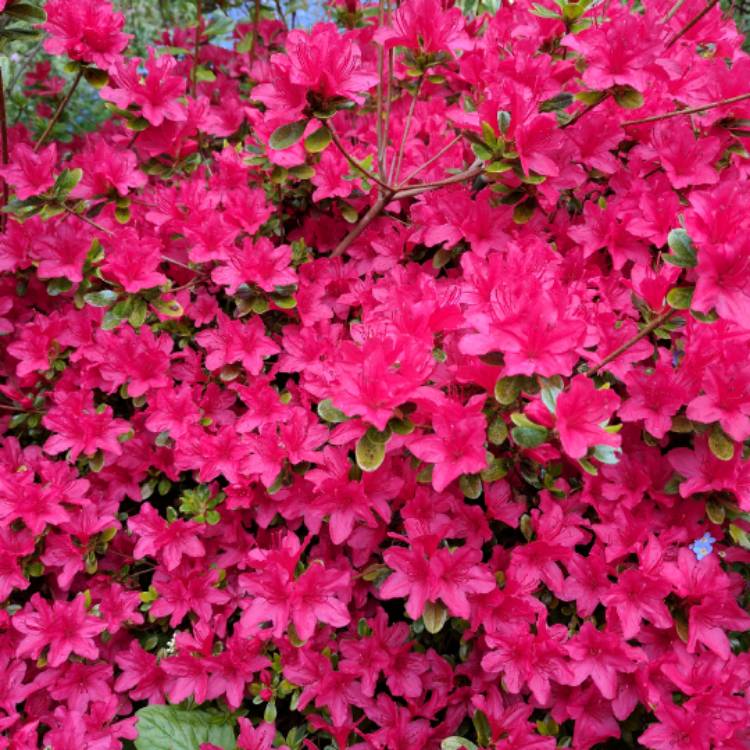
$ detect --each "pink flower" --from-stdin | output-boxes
[100,228,167,292]
[33,221,92,282]
[561,9,659,91]
[13,594,106,667]
[0,143,57,200]
[43,0,130,70]
[100,49,186,127]
[555,376,620,460]
[212,237,297,294]
[408,394,487,492]
[375,0,472,57]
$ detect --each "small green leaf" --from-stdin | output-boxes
[530,2,562,18]
[422,601,448,634]
[539,92,574,113]
[269,120,308,150]
[613,86,644,109]
[666,286,694,310]
[441,738,478,750]
[47,277,73,296]
[709,426,735,461]
[53,168,83,197]
[511,425,548,448]
[84,290,119,308]
[512,199,536,224]
[665,228,698,268]
[5,3,47,23]
[459,473,482,499]
[317,399,348,423]
[128,298,148,328]
[356,432,386,472]
[591,444,621,465]
[304,126,332,153]
[152,298,183,318]
[495,376,521,405]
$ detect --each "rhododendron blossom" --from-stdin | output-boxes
[0,0,749,748]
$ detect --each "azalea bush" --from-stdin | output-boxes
[1,0,750,748]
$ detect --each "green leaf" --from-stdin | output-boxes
[134,706,235,750]
[84,290,119,308]
[422,601,448,634]
[709,426,735,461]
[666,286,694,310]
[539,92,573,112]
[53,168,83,198]
[441,738,478,750]
[512,199,536,224]
[591,444,621,465]
[47,277,73,296]
[613,86,644,109]
[317,399,348,423]
[511,425,548,448]
[128,298,148,328]
[356,432,386,472]
[494,376,521,405]
[304,126,332,153]
[152,298,184,318]
[5,3,47,23]
[84,68,109,89]
[269,120,308,150]
[665,228,698,268]
[473,711,492,748]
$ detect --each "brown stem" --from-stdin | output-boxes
[331,192,391,258]
[249,0,262,63]
[560,93,609,130]
[273,0,288,29]
[0,68,9,233]
[398,133,462,188]
[393,160,483,198]
[389,74,423,185]
[376,0,385,179]
[587,308,676,376]
[34,70,83,153]
[665,0,719,48]
[381,47,395,178]
[621,91,750,126]
[161,254,195,271]
[65,205,114,236]
[328,125,392,191]
[191,0,202,98]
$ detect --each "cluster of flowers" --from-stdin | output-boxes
[1,0,750,747]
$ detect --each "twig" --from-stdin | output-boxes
[161,255,195,271]
[587,308,677,376]
[65,206,114,236]
[389,74,423,185]
[0,68,8,233]
[249,0,262,63]
[331,192,391,258]
[398,133,463,188]
[560,93,609,130]
[34,70,84,152]
[393,160,483,198]
[665,0,719,48]
[273,0,288,29]
[328,125,392,191]
[621,91,750,126]
[376,0,385,179]
[191,0,202,98]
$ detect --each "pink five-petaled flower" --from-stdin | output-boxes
[566,622,646,699]
[290,562,351,641]
[43,0,130,70]
[13,593,106,667]
[408,394,488,492]
[100,228,168,293]
[100,49,186,127]
[0,143,57,200]
[555,376,621,460]
[285,23,377,105]
[211,237,297,294]
[561,8,659,91]
[33,221,93,283]
[42,390,131,461]
[374,0,472,57]
[196,312,281,374]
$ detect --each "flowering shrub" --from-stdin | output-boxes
[1,0,750,748]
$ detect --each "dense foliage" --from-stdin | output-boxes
[1,0,750,748]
